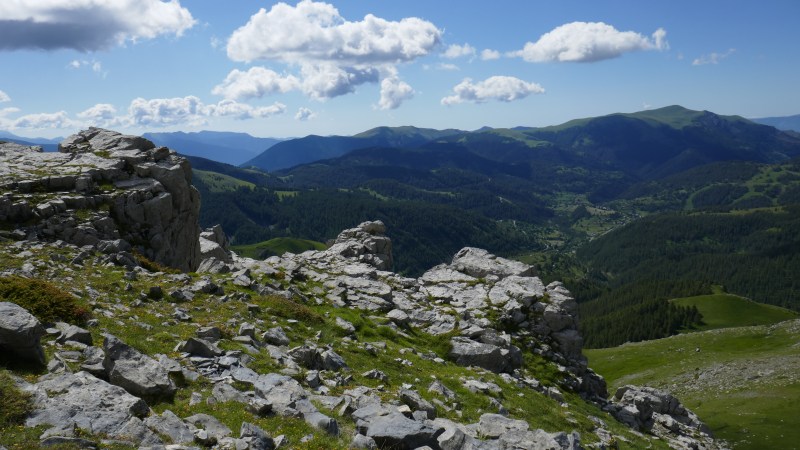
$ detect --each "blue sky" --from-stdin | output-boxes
[1,0,798,139]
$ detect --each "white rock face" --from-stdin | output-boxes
[0,128,201,271]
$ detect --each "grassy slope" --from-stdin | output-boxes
[194,169,255,192]
[0,241,669,450]
[585,320,800,450]
[232,237,327,259]
[672,292,798,331]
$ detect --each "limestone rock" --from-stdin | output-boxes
[25,371,154,444]
[179,337,224,358]
[328,220,393,270]
[450,247,535,279]
[103,334,177,400]
[55,321,93,345]
[239,422,275,450]
[448,337,521,374]
[362,412,443,449]
[144,410,196,444]
[262,327,290,346]
[1,128,201,271]
[0,302,46,365]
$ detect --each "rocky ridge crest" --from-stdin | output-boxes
[0,130,724,449]
[0,128,201,271]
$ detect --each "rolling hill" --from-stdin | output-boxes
[753,113,800,132]
[241,126,463,171]
[0,131,61,151]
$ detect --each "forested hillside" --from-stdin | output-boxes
[191,107,800,347]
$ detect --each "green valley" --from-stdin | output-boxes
[586,319,800,450]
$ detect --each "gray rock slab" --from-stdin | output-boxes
[26,371,151,443]
[103,334,177,400]
[0,302,46,365]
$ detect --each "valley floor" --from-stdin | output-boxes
[586,319,800,450]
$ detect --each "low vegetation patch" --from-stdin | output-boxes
[259,294,324,324]
[0,370,32,428]
[0,276,90,325]
[133,251,180,274]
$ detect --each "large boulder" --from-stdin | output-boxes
[448,336,521,374]
[0,302,46,365]
[450,247,536,279]
[25,371,158,445]
[352,405,443,450]
[102,334,177,400]
[327,220,393,270]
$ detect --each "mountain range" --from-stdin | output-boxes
[752,113,800,132]
[241,126,463,171]
[143,130,284,166]
[0,130,61,151]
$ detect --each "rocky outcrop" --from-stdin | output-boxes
[327,220,393,270]
[0,128,201,271]
[0,302,46,365]
[102,334,177,400]
[24,371,157,445]
[608,385,719,449]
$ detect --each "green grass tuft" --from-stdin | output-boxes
[258,295,324,324]
[0,370,31,428]
[0,276,91,325]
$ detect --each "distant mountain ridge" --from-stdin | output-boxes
[241,126,462,171]
[143,130,284,166]
[242,106,800,176]
[752,113,800,132]
[0,130,61,151]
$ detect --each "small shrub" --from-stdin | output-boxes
[133,251,180,274]
[0,370,32,427]
[0,276,91,325]
[260,295,324,324]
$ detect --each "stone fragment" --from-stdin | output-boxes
[0,302,46,365]
[103,334,177,400]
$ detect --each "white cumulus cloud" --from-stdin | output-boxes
[512,22,667,63]
[209,100,286,120]
[442,43,476,59]
[227,0,441,65]
[441,76,545,106]
[481,49,501,60]
[299,64,380,100]
[0,0,196,52]
[221,0,441,108]
[0,90,10,103]
[295,107,316,121]
[77,103,118,126]
[212,67,300,101]
[128,96,208,127]
[12,111,75,129]
[126,96,287,127]
[692,48,736,66]
[377,75,414,110]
